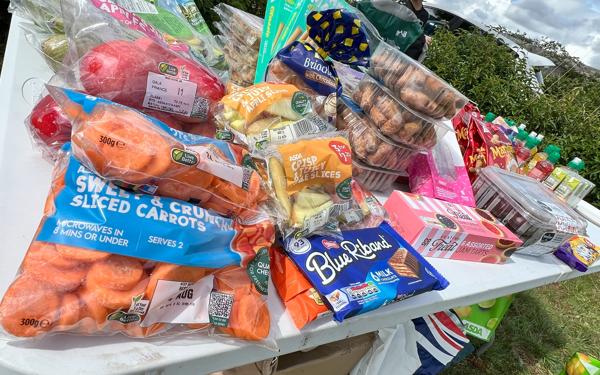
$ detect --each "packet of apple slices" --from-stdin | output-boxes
[266,132,368,238]
[47,86,272,219]
[55,0,225,133]
[214,83,335,151]
[0,145,276,345]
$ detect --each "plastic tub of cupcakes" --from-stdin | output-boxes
[369,41,469,120]
[347,109,420,171]
[352,157,404,192]
[352,75,452,150]
[473,167,587,256]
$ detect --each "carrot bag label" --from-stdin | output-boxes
[48,86,270,219]
[0,147,275,341]
[215,83,334,151]
[285,222,448,322]
[266,133,367,238]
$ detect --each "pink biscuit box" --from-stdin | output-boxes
[384,191,523,264]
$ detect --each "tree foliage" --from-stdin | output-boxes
[424,29,600,207]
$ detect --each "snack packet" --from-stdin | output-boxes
[408,132,476,207]
[215,83,334,151]
[48,86,269,218]
[266,133,357,238]
[561,353,600,375]
[270,246,329,329]
[285,222,448,321]
[464,114,517,181]
[0,146,275,341]
[554,236,600,272]
[57,0,225,129]
[25,93,72,161]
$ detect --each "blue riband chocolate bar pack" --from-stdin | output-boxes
[285,222,449,321]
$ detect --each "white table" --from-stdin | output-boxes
[1,17,600,375]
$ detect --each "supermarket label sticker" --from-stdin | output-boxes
[141,276,213,326]
[143,72,198,117]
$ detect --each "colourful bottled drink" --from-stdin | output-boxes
[528,151,560,181]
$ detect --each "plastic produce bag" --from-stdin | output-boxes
[214,83,334,151]
[0,146,275,341]
[57,0,225,129]
[9,0,63,33]
[48,87,270,219]
[266,132,359,238]
[123,0,227,74]
[19,23,68,72]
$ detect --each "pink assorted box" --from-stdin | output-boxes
[384,191,522,264]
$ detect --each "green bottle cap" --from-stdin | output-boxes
[517,129,529,141]
[484,112,496,122]
[544,144,560,154]
[567,157,585,171]
[547,152,560,164]
[524,135,538,148]
[507,119,516,127]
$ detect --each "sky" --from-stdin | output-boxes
[425,0,600,68]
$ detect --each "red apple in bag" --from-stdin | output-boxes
[79,38,224,126]
[28,94,71,155]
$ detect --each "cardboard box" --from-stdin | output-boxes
[213,333,375,375]
[384,191,522,264]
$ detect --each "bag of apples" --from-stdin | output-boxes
[53,0,225,136]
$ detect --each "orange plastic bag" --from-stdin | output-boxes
[0,149,275,342]
[270,247,328,329]
[48,86,270,218]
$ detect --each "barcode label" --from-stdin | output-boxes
[208,291,234,327]
[329,200,352,218]
[191,96,209,120]
[115,0,158,14]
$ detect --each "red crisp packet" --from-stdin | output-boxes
[451,103,478,155]
[464,114,517,181]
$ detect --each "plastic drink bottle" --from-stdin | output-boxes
[543,157,584,190]
[523,144,559,174]
[530,134,544,156]
[528,151,560,181]
[515,134,537,170]
[514,128,529,148]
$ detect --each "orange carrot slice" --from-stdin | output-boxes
[24,242,82,270]
[57,293,81,328]
[55,244,111,263]
[86,255,144,291]
[0,275,60,337]
[92,277,149,310]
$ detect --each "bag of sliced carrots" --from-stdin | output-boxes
[46,86,273,219]
[0,146,275,343]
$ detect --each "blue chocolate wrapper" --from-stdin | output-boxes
[285,222,449,321]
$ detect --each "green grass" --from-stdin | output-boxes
[444,273,600,375]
